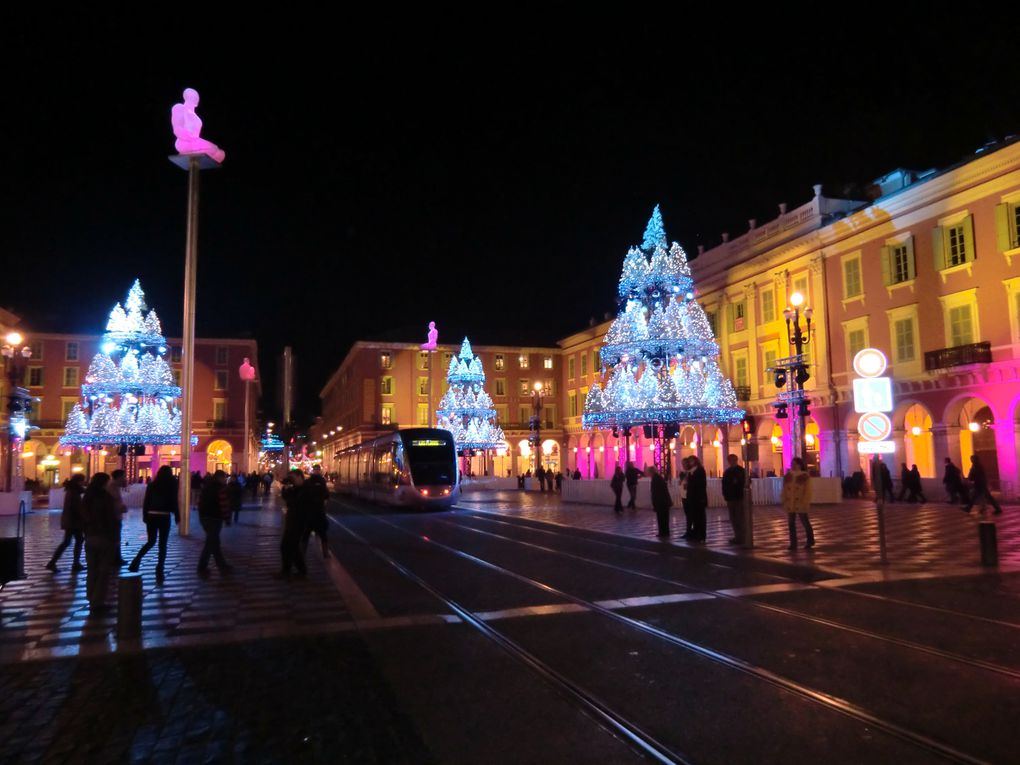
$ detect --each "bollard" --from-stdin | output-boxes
[979,522,998,567]
[117,572,143,639]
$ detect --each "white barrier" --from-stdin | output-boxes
[460,477,520,493]
[48,483,147,510]
[561,476,841,507]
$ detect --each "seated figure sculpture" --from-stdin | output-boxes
[420,321,438,351]
[171,88,225,163]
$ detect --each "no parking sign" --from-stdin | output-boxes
[853,349,894,454]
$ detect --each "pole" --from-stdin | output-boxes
[243,378,251,473]
[178,156,200,536]
[871,456,888,564]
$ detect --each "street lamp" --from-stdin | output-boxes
[530,381,546,472]
[780,291,813,462]
[2,332,33,493]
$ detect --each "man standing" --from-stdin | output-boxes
[197,471,232,578]
[962,454,1002,515]
[625,461,641,509]
[610,465,625,514]
[685,456,708,543]
[304,465,330,558]
[108,469,129,566]
[648,466,673,538]
[721,454,746,545]
[942,458,965,504]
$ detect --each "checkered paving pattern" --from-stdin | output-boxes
[0,499,351,662]
[457,490,1020,578]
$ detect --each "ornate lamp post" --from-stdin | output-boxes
[2,332,33,493]
[530,381,546,472]
[780,291,813,463]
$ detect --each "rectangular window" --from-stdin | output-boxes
[63,367,79,387]
[29,342,43,360]
[892,244,911,282]
[416,404,429,426]
[519,379,530,395]
[380,352,392,369]
[171,347,182,363]
[848,329,867,359]
[568,357,575,379]
[496,405,508,423]
[215,346,228,365]
[65,342,78,361]
[28,367,43,387]
[948,223,969,266]
[580,354,588,377]
[543,379,554,395]
[949,305,974,346]
[591,351,599,374]
[518,354,529,369]
[843,257,862,298]
[494,379,506,396]
[415,376,427,396]
[380,376,394,396]
[569,391,578,417]
[381,405,393,425]
[793,277,808,299]
[707,311,717,336]
[173,369,181,386]
[543,405,556,425]
[214,370,228,391]
[418,351,430,370]
[894,318,915,362]
[728,300,747,332]
[213,399,227,421]
[761,289,775,322]
[61,398,77,420]
[443,352,453,366]
[543,356,553,369]
[763,349,777,378]
[734,356,748,388]
[519,406,530,424]
[494,354,505,371]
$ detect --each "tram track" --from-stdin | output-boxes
[440,511,1020,680]
[458,508,1020,632]
[328,500,991,765]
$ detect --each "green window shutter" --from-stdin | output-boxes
[932,226,945,271]
[880,246,890,286]
[995,203,1013,251]
[906,237,916,280]
[963,214,976,261]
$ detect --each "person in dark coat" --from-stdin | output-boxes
[962,455,1002,514]
[536,465,547,492]
[942,458,966,504]
[686,456,708,542]
[228,474,244,523]
[721,454,746,545]
[572,469,581,480]
[677,457,694,538]
[554,471,563,491]
[908,465,927,503]
[609,465,625,514]
[624,461,641,509]
[129,466,178,584]
[81,473,120,613]
[197,470,232,577]
[279,469,311,577]
[303,466,330,558]
[648,465,673,538]
[46,474,87,572]
[896,463,912,502]
[879,461,895,503]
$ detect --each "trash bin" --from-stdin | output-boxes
[979,522,998,567]
[0,497,28,585]
[117,572,143,639]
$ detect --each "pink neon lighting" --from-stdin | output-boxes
[420,321,438,351]
[171,88,225,163]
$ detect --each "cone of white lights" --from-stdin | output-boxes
[436,337,506,452]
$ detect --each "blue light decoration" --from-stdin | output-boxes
[436,337,506,452]
[60,280,188,447]
[261,434,285,451]
[583,208,744,431]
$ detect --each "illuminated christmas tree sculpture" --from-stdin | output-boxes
[436,338,506,453]
[60,280,185,450]
[582,206,744,434]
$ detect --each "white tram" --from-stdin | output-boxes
[334,428,460,509]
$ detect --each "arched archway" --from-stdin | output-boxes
[541,439,560,473]
[901,403,935,477]
[206,439,233,474]
[945,397,998,486]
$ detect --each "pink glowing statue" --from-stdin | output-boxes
[171,88,226,163]
[239,358,256,382]
[420,321,439,351]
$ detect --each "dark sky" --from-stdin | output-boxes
[3,13,1019,425]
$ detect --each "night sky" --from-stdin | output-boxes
[3,13,1019,425]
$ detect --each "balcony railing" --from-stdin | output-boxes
[924,341,992,372]
[734,385,752,402]
[501,421,558,431]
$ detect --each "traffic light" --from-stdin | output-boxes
[794,364,810,386]
[797,399,811,418]
[774,402,789,419]
[774,367,787,388]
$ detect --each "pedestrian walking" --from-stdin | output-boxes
[197,470,232,578]
[303,465,330,558]
[536,465,547,492]
[278,469,311,578]
[678,457,694,538]
[648,465,673,538]
[228,474,244,524]
[610,465,625,514]
[962,454,1002,515]
[625,461,641,509]
[262,471,273,496]
[555,471,563,491]
[879,460,895,503]
[783,457,815,550]
[81,473,120,613]
[896,463,911,502]
[721,454,746,544]
[686,456,708,542]
[108,469,129,566]
[46,474,86,573]
[248,471,260,499]
[942,458,966,504]
[128,466,178,584]
[908,464,927,503]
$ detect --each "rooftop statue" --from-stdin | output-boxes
[171,88,225,163]
[420,321,439,351]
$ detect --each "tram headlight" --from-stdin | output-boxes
[420,488,430,496]
[442,488,450,495]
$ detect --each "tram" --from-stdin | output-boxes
[334,428,460,509]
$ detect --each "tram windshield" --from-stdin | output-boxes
[405,435,457,485]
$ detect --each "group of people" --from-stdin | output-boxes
[518,466,564,491]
